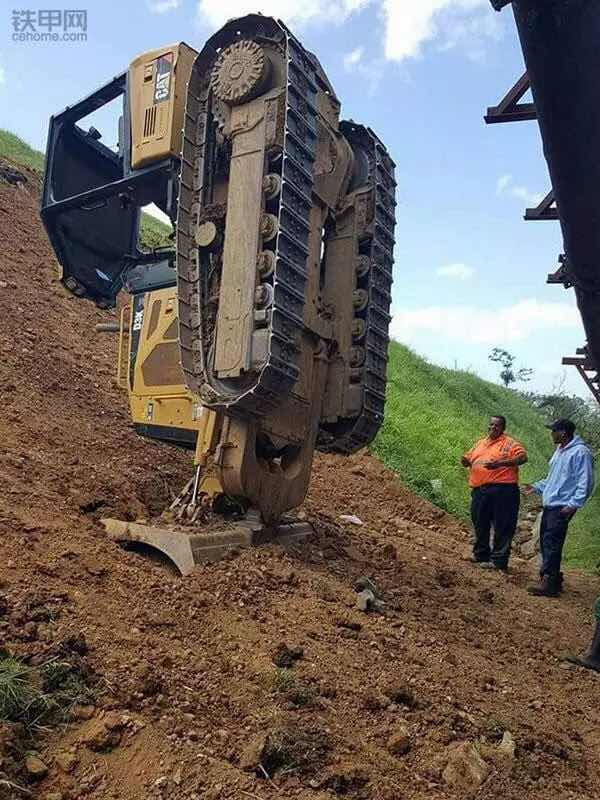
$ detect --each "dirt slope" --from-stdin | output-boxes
[1,164,600,800]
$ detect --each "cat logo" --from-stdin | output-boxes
[154,53,173,104]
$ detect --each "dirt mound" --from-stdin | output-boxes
[1,167,600,799]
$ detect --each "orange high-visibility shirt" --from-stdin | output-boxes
[463,434,526,489]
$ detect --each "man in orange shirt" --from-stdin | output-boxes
[461,415,528,571]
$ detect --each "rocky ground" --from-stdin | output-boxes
[1,163,600,800]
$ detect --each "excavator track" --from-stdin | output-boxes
[176,16,318,417]
[318,123,397,454]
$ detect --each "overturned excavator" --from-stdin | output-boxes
[41,15,396,573]
[487,0,600,401]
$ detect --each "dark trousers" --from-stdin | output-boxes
[471,484,520,569]
[539,507,570,578]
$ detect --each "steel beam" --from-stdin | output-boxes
[524,189,559,221]
[484,72,536,124]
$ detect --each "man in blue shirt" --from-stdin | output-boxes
[523,419,594,598]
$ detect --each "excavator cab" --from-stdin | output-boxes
[41,43,196,306]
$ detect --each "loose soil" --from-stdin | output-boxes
[1,163,599,800]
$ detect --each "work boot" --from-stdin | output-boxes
[466,556,491,567]
[566,623,600,673]
[527,574,559,597]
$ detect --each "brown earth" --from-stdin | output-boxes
[1,164,600,800]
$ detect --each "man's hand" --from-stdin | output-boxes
[461,456,471,468]
[560,506,577,518]
[521,484,535,496]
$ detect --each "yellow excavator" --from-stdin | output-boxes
[41,14,396,573]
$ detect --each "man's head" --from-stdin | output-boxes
[546,418,576,446]
[488,415,506,440]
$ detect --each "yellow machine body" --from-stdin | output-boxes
[122,287,200,448]
[129,42,197,169]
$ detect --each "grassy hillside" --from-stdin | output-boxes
[0,129,45,171]
[139,211,172,249]
[374,342,600,571]
[0,130,171,248]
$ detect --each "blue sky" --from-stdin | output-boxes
[1,0,586,396]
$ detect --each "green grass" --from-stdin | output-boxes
[138,211,172,249]
[373,342,600,572]
[0,129,45,171]
[0,657,37,721]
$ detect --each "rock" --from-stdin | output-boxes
[55,750,78,773]
[520,536,540,558]
[498,731,516,759]
[387,728,411,756]
[71,704,95,721]
[356,589,376,612]
[0,165,27,186]
[239,732,268,770]
[80,713,124,752]
[354,576,380,596]
[25,753,49,780]
[325,763,370,794]
[381,543,397,560]
[339,514,363,526]
[442,742,489,791]
[362,689,390,711]
[272,642,304,668]
[44,794,64,800]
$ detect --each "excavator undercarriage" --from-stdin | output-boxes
[41,15,396,573]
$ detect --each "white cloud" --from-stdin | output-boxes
[148,0,178,12]
[344,46,365,69]
[195,0,502,64]
[196,0,368,28]
[391,299,579,345]
[0,67,5,86]
[436,263,475,281]
[381,0,502,62]
[496,174,544,207]
[343,46,384,93]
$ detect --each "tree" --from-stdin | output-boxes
[489,348,533,388]
[524,390,600,452]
